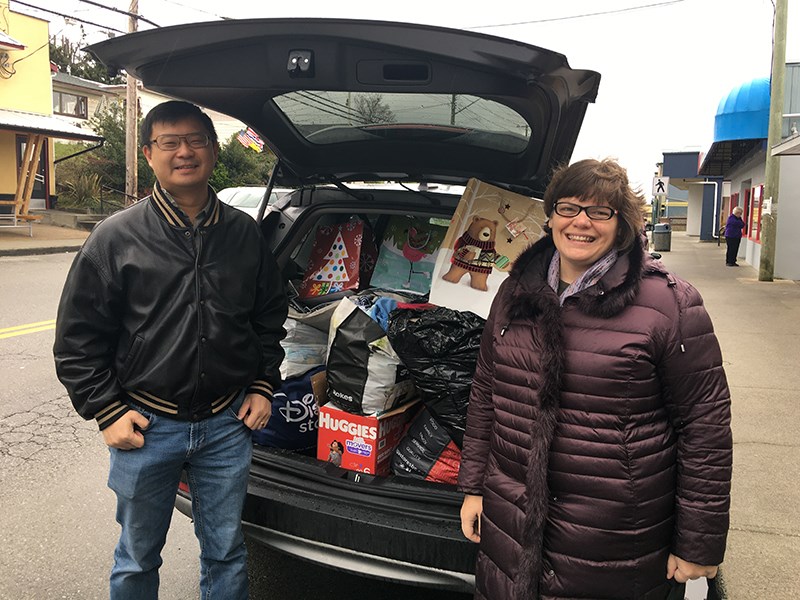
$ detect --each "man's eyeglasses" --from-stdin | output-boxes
[148,133,211,151]
[553,202,617,221]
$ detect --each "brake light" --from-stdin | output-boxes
[178,481,190,495]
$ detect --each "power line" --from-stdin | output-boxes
[157,0,234,21]
[12,0,125,33]
[77,0,159,27]
[468,0,686,29]
[297,91,355,120]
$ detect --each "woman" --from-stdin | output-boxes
[724,206,746,266]
[458,159,732,600]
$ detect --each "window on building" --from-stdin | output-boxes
[742,186,751,237]
[749,185,763,243]
[53,91,88,119]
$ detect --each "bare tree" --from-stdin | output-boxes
[352,94,396,125]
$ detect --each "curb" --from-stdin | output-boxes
[0,245,84,258]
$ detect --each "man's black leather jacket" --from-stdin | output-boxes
[54,186,287,429]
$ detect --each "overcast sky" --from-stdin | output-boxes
[25,0,800,195]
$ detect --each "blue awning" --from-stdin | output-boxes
[714,77,769,142]
[699,78,770,176]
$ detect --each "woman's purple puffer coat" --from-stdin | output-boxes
[457,236,732,600]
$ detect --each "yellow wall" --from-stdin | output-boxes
[0,3,55,200]
[0,130,18,191]
[0,130,55,198]
[0,1,52,114]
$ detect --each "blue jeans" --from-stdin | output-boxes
[107,392,252,600]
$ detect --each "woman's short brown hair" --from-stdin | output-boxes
[543,158,646,252]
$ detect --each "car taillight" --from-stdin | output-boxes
[178,481,190,495]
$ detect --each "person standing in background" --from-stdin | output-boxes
[724,206,746,267]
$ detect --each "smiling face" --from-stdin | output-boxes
[142,116,218,203]
[550,196,619,283]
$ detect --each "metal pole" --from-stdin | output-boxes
[758,0,788,281]
[124,0,139,206]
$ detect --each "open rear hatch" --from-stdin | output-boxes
[86,18,599,196]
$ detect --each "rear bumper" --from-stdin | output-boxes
[175,491,193,519]
[175,453,477,593]
[243,523,474,593]
[241,461,477,592]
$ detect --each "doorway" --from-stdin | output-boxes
[16,134,49,210]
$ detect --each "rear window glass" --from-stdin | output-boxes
[229,190,266,208]
[274,91,530,153]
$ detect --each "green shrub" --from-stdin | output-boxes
[54,108,278,206]
[59,173,101,211]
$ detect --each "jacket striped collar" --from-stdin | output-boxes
[150,181,222,228]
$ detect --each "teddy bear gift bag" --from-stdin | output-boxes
[429,178,546,318]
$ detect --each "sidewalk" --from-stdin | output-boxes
[0,222,89,257]
[653,232,800,599]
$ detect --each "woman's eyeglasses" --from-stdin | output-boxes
[148,133,211,151]
[553,202,617,221]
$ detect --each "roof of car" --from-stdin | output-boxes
[87,18,600,196]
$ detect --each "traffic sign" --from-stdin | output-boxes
[652,176,669,196]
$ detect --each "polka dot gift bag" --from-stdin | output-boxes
[298,218,377,300]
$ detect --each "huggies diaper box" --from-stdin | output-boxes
[317,400,419,475]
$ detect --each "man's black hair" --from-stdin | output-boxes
[141,100,218,146]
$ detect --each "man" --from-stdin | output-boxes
[54,100,287,599]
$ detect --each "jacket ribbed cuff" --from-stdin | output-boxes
[246,379,274,400]
[95,400,130,431]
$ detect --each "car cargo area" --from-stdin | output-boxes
[229,183,480,591]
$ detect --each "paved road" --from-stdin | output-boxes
[0,253,470,600]
[0,253,201,600]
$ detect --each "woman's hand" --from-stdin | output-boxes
[460,494,483,543]
[666,553,718,583]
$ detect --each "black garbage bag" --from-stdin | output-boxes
[392,407,461,484]
[387,307,485,447]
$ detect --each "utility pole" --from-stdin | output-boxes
[759,0,788,281]
[124,0,139,206]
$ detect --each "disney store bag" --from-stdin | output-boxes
[252,365,326,451]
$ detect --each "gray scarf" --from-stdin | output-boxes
[547,248,619,305]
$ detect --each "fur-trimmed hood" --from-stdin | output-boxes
[507,233,667,319]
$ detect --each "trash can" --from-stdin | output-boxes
[652,222,672,252]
